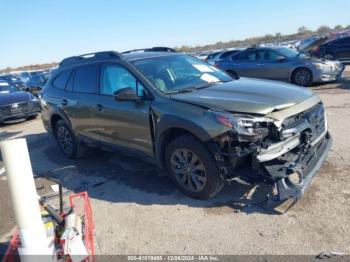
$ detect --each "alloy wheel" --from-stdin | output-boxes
[294,70,312,86]
[170,148,207,192]
[57,125,73,155]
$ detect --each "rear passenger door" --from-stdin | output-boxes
[230,51,259,77]
[92,63,153,156]
[255,50,291,81]
[65,64,102,141]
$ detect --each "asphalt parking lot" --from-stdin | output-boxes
[1,67,350,255]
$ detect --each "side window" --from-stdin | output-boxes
[233,51,256,61]
[256,50,280,61]
[221,51,237,59]
[65,71,75,91]
[73,65,100,93]
[101,64,145,96]
[334,38,350,46]
[52,70,72,89]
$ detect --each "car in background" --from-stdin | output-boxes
[206,49,242,65]
[19,71,32,83]
[196,52,211,61]
[25,73,51,95]
[122,47,177,54]
[0,74,26,90]
[0,80,41,123]
[216,46,344,86]
[313,36,350,63]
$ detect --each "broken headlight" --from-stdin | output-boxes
[210,110,275,141]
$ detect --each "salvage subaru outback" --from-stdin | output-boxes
[41,50,332,202]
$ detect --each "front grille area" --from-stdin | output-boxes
[281,103,326,143]
[0,102,41,118]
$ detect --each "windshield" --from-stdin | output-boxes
[132,55,232,93]
[276,47,307,59]
[0,83,19,93]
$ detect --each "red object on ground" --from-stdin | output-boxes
[69,192,96,262]
[2,191,95,262]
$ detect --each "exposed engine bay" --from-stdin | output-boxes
[210,97,332,201]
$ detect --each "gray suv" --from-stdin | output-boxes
[41,51,332,202]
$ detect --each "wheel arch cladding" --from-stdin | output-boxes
[154,115,213,169]
[50,111,72,132]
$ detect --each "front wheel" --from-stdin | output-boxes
[292,68,313,87]
[165,135,224,199]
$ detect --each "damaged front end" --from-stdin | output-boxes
[209,97,332,202]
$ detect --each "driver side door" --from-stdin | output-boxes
[92,63,154,157]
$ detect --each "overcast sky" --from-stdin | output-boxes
[1,0,350,68]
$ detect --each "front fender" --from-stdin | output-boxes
[154,115,211,169]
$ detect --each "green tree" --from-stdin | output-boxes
[334,25,343,31]
[298,26,309,35]
[317,25,331,34]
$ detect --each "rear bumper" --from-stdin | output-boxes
[270,132,332,201]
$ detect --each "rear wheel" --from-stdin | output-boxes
[165,135,224,199]
[292,68,313,87]
[226,70,239,79]
[54,119,78,158]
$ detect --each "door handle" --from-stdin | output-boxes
[94,104,104,112]
[257,63,264,67]
[61,99,68,106]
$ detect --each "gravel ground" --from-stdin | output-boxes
[0,68,350,255]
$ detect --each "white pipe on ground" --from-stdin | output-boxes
[0,138,55,260]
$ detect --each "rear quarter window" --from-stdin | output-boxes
[52,70,72,89]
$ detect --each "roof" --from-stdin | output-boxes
[246,46,289,51]
[122,51,179,62]
[58,50,179,69]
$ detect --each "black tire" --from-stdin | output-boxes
[165,135,224,200]
[226,70,239,79]
[54,119,79,158]
[292,68,313,87]
[27,114,38,120]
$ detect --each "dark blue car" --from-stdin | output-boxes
[0,80,41,123]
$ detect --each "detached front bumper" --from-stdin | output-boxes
[262,132,332,201]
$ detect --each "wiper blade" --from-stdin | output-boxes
[164,88,195,94]
[193,80,231,90]
[165,80,231,94]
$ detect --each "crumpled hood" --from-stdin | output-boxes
[0,91,33,106]
[170,78,314,115]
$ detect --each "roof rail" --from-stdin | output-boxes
[59,51,122,67]
[122,47,177,54]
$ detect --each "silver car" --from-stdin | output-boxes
[217,46,344,86]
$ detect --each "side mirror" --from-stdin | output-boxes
[113,87,142,102]
[277,56,286,62]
